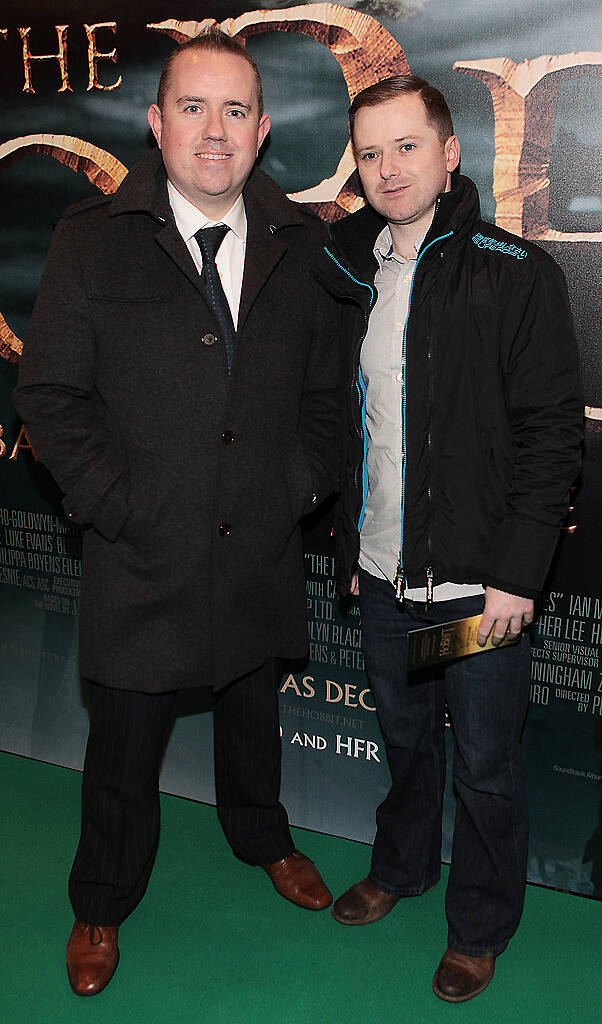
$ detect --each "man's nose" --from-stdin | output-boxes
[202,111,226,141]
[380,154,399,180]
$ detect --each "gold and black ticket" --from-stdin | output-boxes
[406,615,520,671]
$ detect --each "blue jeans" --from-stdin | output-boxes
[359,569,531,956]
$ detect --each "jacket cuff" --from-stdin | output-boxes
[89,471,130,542]
[285,442,317,518]
[484,514,558,596]
[62,463,129,542]
[480,574,540,600]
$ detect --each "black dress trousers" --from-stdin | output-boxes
[69,660,293,925]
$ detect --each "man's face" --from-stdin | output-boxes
[148,49,270,218]
[353,93,459,236]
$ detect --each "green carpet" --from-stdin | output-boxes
[1,751,600,1023]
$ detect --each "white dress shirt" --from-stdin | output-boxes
[167,179,246,329]
[359,225,484,603]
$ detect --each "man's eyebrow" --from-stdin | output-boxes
[356,135,417,153]
[225,99,252,111]
[175,96,252,111]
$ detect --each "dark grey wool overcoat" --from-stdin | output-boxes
[14,150,341,692]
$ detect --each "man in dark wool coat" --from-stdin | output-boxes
[15,28,340,996]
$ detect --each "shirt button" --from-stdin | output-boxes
[404,274,411,284]
[396,371,403,383]
[222,430,235,445]
[218,523,231,537]
[395,322,404,332]
[202,333,217,346]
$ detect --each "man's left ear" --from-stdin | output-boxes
[257,114,271,154]
[445,135,460,173]
[147,104,162,148]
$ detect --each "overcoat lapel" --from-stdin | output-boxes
[109,148,212,309]
[237,190,287,336]
[154,219,209,302]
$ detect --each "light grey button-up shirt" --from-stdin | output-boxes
[358,225,484,603]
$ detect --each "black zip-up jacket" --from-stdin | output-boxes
[314,175,583,600]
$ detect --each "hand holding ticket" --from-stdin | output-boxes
[407,614,521,672]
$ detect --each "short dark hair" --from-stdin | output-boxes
[156,27,264,117]
[349,75,453,145]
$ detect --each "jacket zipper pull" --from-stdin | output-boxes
[426,566,434,606]
[395,560,405,604]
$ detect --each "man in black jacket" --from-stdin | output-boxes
[315,76,582,1002]
[15,29,339,996]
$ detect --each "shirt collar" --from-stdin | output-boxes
[373,225,424,268]
[167,180,247,244]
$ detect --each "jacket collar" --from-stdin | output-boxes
[108,148,306,333]
[422,174,481,248]
[328,173,481,276]
[327,202,384,284]
[108,149,171,222]
[108,147,306,231]
[237,170,305,333]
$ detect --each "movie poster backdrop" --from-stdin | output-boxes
[0,1,600,897]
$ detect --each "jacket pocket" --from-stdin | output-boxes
[481,443,513,516]
[283,442,314,522]
[118,445,164,551]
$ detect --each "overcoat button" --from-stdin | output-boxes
[222,430,235,445]
[218,523,231,537]
[202,332,217,346]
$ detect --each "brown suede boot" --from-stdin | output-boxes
[433,948,495,1002]
[331,878,401,925]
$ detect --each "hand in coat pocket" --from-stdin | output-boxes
[118,446,163,551]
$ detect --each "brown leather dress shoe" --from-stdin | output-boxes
[262,850,332,910]
[66,921,120,996]
[331,877,400,925]
[432,948,495,1002]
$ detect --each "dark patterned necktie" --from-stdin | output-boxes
[194,224,235,375]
